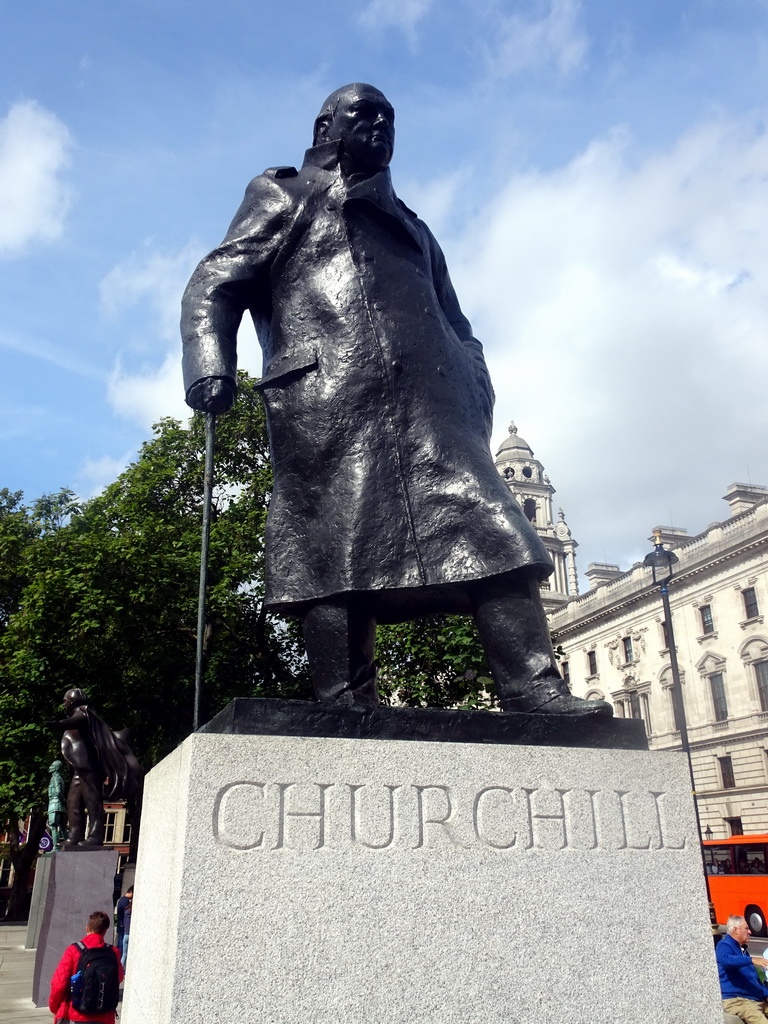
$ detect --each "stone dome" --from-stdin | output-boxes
[495,422,534,467]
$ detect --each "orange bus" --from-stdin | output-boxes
[703,834,768,934]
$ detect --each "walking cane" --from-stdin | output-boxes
[194,410,216,731]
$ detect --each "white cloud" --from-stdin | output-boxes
[0,100,72,255]
[100,244,200,348]
[103,244,262,431]
[358,0,435,40]
[443,112,768,574]
[487,0,589,78]
[0,326,103,379]
[76,451,137,498]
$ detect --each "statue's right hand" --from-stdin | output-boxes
[46,719,60,729]
[185,376,237,414]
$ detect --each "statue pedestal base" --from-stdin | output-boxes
[122,700,721,1024]
[31,847,118,1006]
[25,851,53,949]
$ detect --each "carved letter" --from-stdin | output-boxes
[413,785,459,848]
[212,781,266,850]
[651,791,687,850]
[619,791,662,850]
[273,782,333,850]
[473,787,518,849]
[349,784,401,849]
[523,788,571,850]
[613,790,629,850]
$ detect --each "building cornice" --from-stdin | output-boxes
[550,502,768,641]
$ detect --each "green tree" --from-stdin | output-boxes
[376,616,495,709]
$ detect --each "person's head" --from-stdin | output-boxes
[313,83,395,175]
[727,915,750,944]
[126,887,134,899]
[48,760,63,774]
[63,687,87,713]
[87,911,110,936]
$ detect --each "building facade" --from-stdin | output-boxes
[547,483,768,839]
[494,423,579,613]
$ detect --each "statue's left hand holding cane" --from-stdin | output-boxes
[185,376,237,731]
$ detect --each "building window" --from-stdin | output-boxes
[104,812,117,845]
[756,662,768,712]
[710,672,729,721]
[629,691,641,719]
[725,817,743,836]
[622,636,634,663]
[743,587,760,620]
[719,756,735,789]
[523,498,537,523]
[587,650,597,676]
[700,604,714,635]
[561,661,570,685]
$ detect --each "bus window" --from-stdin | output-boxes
[709,847,734,874]
[743,845,767,874]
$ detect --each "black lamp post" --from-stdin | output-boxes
[705,825,713,841]
[644,532,712,902]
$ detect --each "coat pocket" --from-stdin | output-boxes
[253,349,319,390]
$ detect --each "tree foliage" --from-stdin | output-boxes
[376,616,495,709]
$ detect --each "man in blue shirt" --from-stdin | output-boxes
[717,915,768,1022]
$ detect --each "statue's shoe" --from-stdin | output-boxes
[501,685,613,717]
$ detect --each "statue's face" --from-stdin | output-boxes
[327,86,395,173]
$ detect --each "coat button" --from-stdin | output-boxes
[392,360,403,373]
[373,301,383,311]
[326,202,337,211]
[424,306,435,316]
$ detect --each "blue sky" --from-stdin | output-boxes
[2,0,768,582]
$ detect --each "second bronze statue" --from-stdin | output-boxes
[181,83,611,718]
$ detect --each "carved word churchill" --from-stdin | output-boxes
[213,780,687,853]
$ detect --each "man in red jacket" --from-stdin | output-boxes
[49,911,124,1024]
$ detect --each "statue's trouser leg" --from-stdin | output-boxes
[470,571,612,716]
[303,598,379,705]
[66,777,86,844]
[80,770,105,844]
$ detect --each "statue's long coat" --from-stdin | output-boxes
[182,141,552,619]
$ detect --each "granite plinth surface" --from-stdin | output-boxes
[31,848,118,1006]
[200,697,649,750]
[25,854,52,950]
[122,730,721,1024]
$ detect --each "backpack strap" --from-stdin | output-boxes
[73,941,87,954]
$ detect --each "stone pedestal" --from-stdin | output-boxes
[122,702,722,1024]
[32,848,118,1007]
[25,851,53,949]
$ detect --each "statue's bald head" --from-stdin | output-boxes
[63,687,86,709]
[312,84,395,175]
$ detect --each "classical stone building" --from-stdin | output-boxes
[493,423,579,613]
[547,483,768,839]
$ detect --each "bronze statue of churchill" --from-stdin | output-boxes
[182,83,610,717]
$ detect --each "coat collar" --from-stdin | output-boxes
[301,142,422,252]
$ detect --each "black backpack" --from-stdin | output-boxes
[70,940,121,1014]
